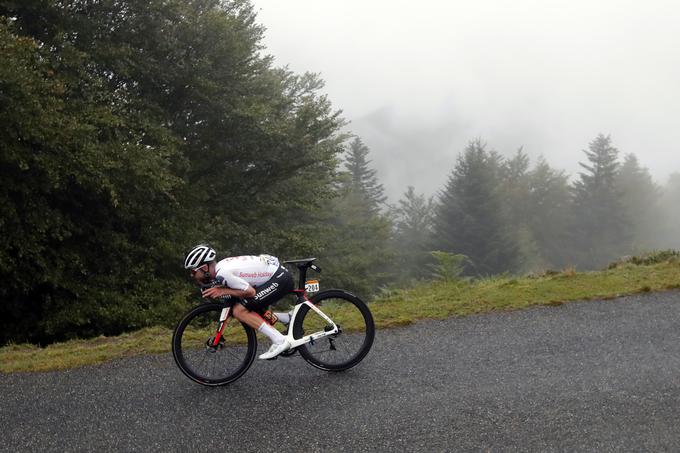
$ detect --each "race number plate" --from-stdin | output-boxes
[305,279,320,293]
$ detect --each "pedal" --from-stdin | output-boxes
[279,347,297,357]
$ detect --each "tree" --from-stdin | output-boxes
[432,139,520,275]
[570,134,631,268]
[0,0,347,343]
[616,153,661,252]
[500,149,542,272]
[657,173,680,250]
[391,186,435,282]
[318,138,393,296]
[525,157,573,269]
[341,137,387,214]
[0,18,184,343]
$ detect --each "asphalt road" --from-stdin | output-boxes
[2,291,680,452]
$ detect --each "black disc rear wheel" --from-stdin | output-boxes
[172,303,257,386]
[293,290,374,371]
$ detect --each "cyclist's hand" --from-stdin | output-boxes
[202,286,229,299]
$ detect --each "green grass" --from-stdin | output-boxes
[2,259,679,374]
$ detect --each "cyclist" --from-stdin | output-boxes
[184,244,294,360]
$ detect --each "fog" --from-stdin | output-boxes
[253,0,680,200]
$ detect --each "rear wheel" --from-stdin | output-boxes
[172,302,257,386]
[293,290,374,371]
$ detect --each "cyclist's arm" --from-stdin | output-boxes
[202,271,256,299]
[202,285,255,299]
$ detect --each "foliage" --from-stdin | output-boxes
[1,1,679,347]
[525,157,573,269]
[616,153,661,252]
[623,250,680,266]
[390,186,435,283]
[0,17,184,344]
[0,1,345,345]
[499,149,542,272]
[569,134,631,269]
[318,138,393,297]
[428,251,468,283]
[657,173,680,250]
[432,139,520,275]
[341,137,386,214]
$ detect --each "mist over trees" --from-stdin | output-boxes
[421,134,679,278]
[432,140,520,275]
[1,0,678,345]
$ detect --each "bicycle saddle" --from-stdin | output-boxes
[283,257,317,266]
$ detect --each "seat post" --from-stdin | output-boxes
[282,258,319,292]
[297,265,308,291]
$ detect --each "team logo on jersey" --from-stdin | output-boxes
[239,271,273,279]
[254,282,279,301]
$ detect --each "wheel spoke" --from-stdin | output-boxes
[172,303,257,386]
[294,291,374,371]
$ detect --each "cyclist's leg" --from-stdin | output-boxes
[232,303,267,329]
[237,266,295,355]
[241,265,294,313]
[231,266,294,327]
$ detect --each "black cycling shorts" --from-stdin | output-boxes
[240,265,294,312]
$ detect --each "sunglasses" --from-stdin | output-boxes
[191,264,208,276]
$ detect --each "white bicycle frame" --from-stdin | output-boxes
[214,298,339,348]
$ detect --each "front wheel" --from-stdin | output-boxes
[172,302,257,386]
[293,289,375,371]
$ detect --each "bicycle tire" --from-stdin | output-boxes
[172,302,257,386]
[293,289,375,371]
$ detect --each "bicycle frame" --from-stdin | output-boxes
[286,294,339,348]
[210,291,338,349]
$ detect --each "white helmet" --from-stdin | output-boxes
[184,244,216,269]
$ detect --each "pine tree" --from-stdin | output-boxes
[341,137,387,214]
[318,137,393,296]
[526,157,572,269]
[657,173,680,249]
[392,186,435,282]
[616,153,660,252]
[500,149,541,271]
[433,139,520,275]
[570,134,631,268]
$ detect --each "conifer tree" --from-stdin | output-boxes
[433,139,520,275]
[392,186,435,282]
[526,157,572,269]
[342,137,387,214]
[616,153,660,251]
[570,134,631,268]
[658,173,680,249]
[319,138,392,296]
[500,149,541,271]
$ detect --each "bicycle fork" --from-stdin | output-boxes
[210,307,231,347]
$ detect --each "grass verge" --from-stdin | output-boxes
[2,259,679,373]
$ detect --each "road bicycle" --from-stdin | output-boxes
[171,258,375,386]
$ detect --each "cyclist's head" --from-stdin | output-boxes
[184,244,216,270]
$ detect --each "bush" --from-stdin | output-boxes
[608,250,680,268]
[429,251,470,283]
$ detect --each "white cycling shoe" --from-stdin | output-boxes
[258,340,291,360]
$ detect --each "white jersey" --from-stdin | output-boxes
[214,255,280,291]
